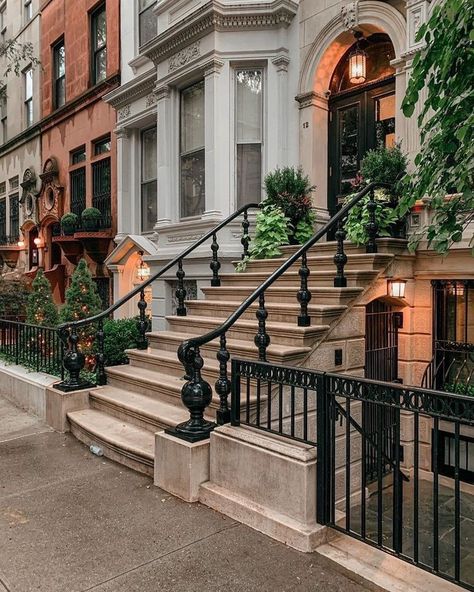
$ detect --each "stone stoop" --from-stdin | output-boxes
[49,240,401,478]
[316,534,464,592]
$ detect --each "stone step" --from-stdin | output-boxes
[316,533,461,592]
[278,241,365,256]
[219,269,378,288]
[147,330,311,365]
[185,299,347,325]
[241,253,393,274]
[201,285,363,306]
[89,385,193,433]
[67,408,155,476]
[165,315,329,348]
[126,347,220,380]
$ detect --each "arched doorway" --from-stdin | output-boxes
[328,33,395,215]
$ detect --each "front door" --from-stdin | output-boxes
[328,78,395,215]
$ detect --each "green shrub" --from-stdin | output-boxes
[294,210,316,244]
[102,317,151,366]
[26,269,58,327]
[60,213,79,235]
[81,207,102,231]
[0,276,30,319]
[250,204,290,259]
[360,144,408,196]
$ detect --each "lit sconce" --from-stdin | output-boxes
[33,237,42,247]
[17,240,25,248]
[388,278,407,299]
[136,251,150,282]
[349,31,367,84]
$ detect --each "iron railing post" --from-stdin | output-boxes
[316,372,331,525]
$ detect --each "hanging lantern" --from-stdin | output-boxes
[136,251,150,282]
[387,278,407,299]
[349,32,367,84]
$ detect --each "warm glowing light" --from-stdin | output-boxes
[33,237,42,247]
[349,32,367,84]
[137,251,150,281]
[388,278,407,299]
[17,240,25,248]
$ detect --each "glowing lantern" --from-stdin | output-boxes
[349,32,367,84]
[388,278,407,299]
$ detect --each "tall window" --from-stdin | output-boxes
[0,3,6,43]
[141,127,157,232]
[9,193,19,241]
[235,69,263,208]
[24,0,32,23]
[53,39,65,109]
[0,91,7,143]
[139,0,157,47]
[91,3,107,85]
[24,67,33,127]
[180,81,205,219]
[92,147,111,228]
[0,197,5,242]
[70,168,86,218]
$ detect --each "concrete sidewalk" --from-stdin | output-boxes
[0,397,367,592]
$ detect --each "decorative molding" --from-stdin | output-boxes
[118,105,131,120]
[272,54,290,73]
[340,1,359,30]
[115,128,131,140]
[168,41,201,72]
[103,69,157,109]
[145,91,158,107]
[295,91,328,110]
[203,58,225,77]
[143,1,298,65]
[167,233,204,244]
[407,0,428,52]
[155,85,171,101]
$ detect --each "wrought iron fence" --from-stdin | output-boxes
[231,358,474,591]
[422,340,474,394]
[0,319,64,378]
[92,158,112,228]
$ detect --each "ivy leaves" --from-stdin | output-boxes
[400,0,474,253]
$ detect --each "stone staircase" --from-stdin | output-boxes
[67,240,396,476]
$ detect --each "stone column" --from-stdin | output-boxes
[296,91,330,222]
[271,54,290,168]
[203,58,226,221]
[107,264,125,318]
[115,127,133,241]
[155,85,173,229]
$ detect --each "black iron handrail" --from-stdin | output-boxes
[56,202,259,392]
[174,182,391,441]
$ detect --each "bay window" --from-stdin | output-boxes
[180,81,205,219]
[235,69,263,208]
[141,127,157,232]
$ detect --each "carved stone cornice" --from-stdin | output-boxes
[272,54,290,73]
[142,0,298,65]
[154,85,171,102]
[169,41,201,73]
[203,58,225,77]
[114,128,131,140]
[295,91,328,110]
[340,1,359,30]
[103,69,157,110]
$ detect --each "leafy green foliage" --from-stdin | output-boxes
[61,213,79,234]
[81,207,102,221]
[0,39,40,100]
[102,317,144,366]
[294,210,317,244]
[26,270,58,327]
[400,0,474,253]
[360,145,407,193]
[445,383,474,397]
[345,190,399,246]
[0,277,30,319]
[60,259,103,324]
[250,204,290,260]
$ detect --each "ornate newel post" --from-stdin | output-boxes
[95,319,107,386]
[215,334,231,425]
[169,343,215,442]
[137,288,148,350]
[55,326,92,391]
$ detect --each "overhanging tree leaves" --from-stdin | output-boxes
[0,39,40,100]
[399,0,474,253]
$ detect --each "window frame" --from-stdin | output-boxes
[138,0,157,48]
[24,0,32,23]
[24,66,33,128]
[52,38,66,110]
[140,126,157,232]
[91,2,107,86]
[0,90,7,144]
[93,135,111,156]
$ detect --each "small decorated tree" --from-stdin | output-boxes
[26,270,58,327]
[60,259,103,323]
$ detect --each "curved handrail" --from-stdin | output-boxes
[181,182,391,354]
[58,202,260,330]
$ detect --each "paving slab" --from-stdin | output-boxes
[0,397,367,592]
[0,397,51,443]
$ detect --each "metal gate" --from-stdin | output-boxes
[364,300,401,481]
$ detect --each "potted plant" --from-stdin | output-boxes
[264,167,316,245]
[60,213,79,236]
[81,207,102,231]
[344,145,408,246]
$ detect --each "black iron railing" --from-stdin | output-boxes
[175,182,391,441]
[0,319,64,377]
[0,234,20,245]
[56,203,258,392]
[92,158,112,228]
[422,340,474,394]
[231,358,474,591]
[70,167,86,218]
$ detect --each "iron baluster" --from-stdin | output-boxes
[241,209,250,259]
[297,252,311,327]
[215,334,231,425]
[210,232,221,287]
[175,258,187,317]
[254,292,270,362]
[55,325,91,391]
[366,188,378,253]
[95,319,107,386]
[137,288,148,350]
[333,218,348,287]
[170,345,215,442]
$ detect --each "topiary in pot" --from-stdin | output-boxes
[81,207,102,231]
[60,213,79,236]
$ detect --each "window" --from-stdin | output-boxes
[9,193,19,241]
[0,3,6,42]
[9,176,18,191]
[141,127,157,232]
[71,146,86,164]
[24,67,33,127]
[1,91,7,143]
[437,430,474,484]
[180,81,205,219]
[92,157,111,228]
[0,182,5,196]
[93,136,111,155]
[53,39,66,109]
[91,3,107,85]
[0,198,5,242]
[139,0,157,47]
[24,0,32,23]
[70,168,86,218]
[235,69,263,208]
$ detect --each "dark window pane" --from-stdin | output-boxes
[180,149,205,218]
[237,143,261,208]
[0,198,6,242]
[95,47,107,83]
[141,180,157,232]
[70,168,86,217]
[71,146,86,164]
[338,105,359,195]
[56,76,65,108]
[94,137,111,155]
[92,158,111,228]
[94,9,106,48]
[9,194,19,241]
[139,4,157,46]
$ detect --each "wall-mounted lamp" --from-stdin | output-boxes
[388,278,407,299]
[33,237,43,248]
[349,31,367,84]
[136,251,150,282]
[17,240,25,248]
